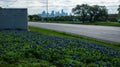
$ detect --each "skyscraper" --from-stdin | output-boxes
[40,9,69,17]
[51,10,55,17]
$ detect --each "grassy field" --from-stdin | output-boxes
[44,21,120,27]
[29,26,120,47]
[0,27,120,67]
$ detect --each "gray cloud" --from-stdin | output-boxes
[0,0,119,14]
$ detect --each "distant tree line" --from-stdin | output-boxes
[28,15,75,22]
[28,15,41,21]
[28,4,120,22]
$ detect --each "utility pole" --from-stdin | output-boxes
[46,0,48,21]
[118,0,120,17]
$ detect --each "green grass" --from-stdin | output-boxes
[0,27,120,66]
[77,22,120,27]
[40,21,120,27]
[29,26,120,49]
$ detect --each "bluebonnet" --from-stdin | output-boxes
[0,30,120,66]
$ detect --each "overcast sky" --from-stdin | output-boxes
[0,0,120,15]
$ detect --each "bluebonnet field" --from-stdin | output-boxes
[0,30,120,67]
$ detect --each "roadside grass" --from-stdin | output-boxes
[29,26,120,49]
[36,21,120,27]
[75,22,120,27]
[0,27,120,66]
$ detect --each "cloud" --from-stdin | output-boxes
[0,0,119,14]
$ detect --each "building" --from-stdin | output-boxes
[40,9,68,17]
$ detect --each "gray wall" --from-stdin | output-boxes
[0,8,28,30]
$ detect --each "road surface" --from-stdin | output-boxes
[28,22,120,43]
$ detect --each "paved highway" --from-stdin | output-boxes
[28,22,120,43]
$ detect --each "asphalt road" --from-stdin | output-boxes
[28,22,120,43]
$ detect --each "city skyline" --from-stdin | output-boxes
[40,9,69,17]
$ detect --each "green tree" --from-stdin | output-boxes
[92,5,108,21]
[118,5,120,17]
[99,6,108,21]
[0,7,1,8]
[72,4,108,22]
[28,15,33,21]
[32,15,41,21]
[72,4,89,23]
[28,15,41,21]
[87,5,108,22]
[87,6,95,22]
